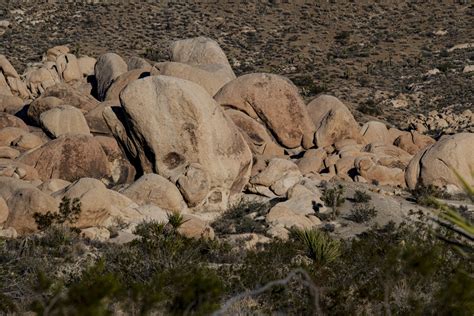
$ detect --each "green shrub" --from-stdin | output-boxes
[322,185,345,208]
[353,190,372,203]
[411,183,450,206]
[211,201,270,235]
[292,228,341,266]
[347,204,378,223]
[33,197,81,231]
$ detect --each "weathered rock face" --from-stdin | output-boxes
[249,158,302,196]
[40,82,99,112]
[405,133,474,190]
[155,62,235,96]
[215,73,315,149]
[127,56,153,71]
[225,109,284,158]
[104,69,151,102]
[77,56,97,77]
[122,173,186,212]
[0,112,28,130]
[5,187,59,234]
[40,105,91,138]
[95,53,128,101]
[94,135,136,186]
[307,95,363,148]
[55,53,82,82]
[355,156,406,187]
[360,121,390,145]
[170,36,232,68]
[52,178,139,228]
[0,94,24,114]
[27,96,64,126]
[19,135,110,182]
[394,131,436,155]
[112,75,252,211]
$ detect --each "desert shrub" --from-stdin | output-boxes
[411,183,450,206]
[292,228,341,266]
[292,74,327,96]
[347,204,378,223]
[353,190,372,203]
[211,201,271,235]
[322,185,345,208]
[320,221,474,315]
[357,99,383,116]
[167,212,187,230]
[33,197,81,231]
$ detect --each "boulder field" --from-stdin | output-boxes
[0,36,472,239]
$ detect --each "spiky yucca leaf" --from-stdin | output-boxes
[293,228,341,265]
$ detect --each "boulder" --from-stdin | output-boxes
[155,62,235,96]
[27,96,64,126]
[0,112,28,130]
[360,121,390,144]
[95,135,136,185]
[307,95,362,147]
[52,178,141,229]
[177,214,215,240]
[250,158,302,196]
[37,178,71,195]
[95,53,128,100]
[11,132,45,150]
[0,196,8,226]
[77,56,97,77]
[114,75,253,211]
[355,156,406,187]
[19,135,110,182]
[128,56,153,71]
[0,94,24,114]
[297,148,326,175]
[0,176,37,201]
[405,133,474,190]
[40,105,91,138]
[0,146,19,159]
[104,69,150,102]
[266,205,316,230]
[225,108,284,158]
[170,36,232,68]
[5,187,59,234]
[122,173,186,212]
[55,53,82,82]
[363,142,413,168]
[85,102,115,135]
[215,73,315,149]
[39,82,99,112]
[394,131,436,155]
[24,65,60,97]
[0,127,27,146]
[45,45,69,61]
[0,159,37,180]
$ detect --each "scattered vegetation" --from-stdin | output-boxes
[352,190,372,203]
[292,74,327,97]
[347,204,378,223]
[411,183,451,206]
[1,218,472,314]
[322,184,345,219]
[357,98,383,116]
[33,197,81,231]
[211,201,271,235]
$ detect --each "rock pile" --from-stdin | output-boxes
[0,36,472,240]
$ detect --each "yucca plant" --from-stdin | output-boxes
[292,228,341,265]
[428,168,473,255]
[167,212,188,230]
